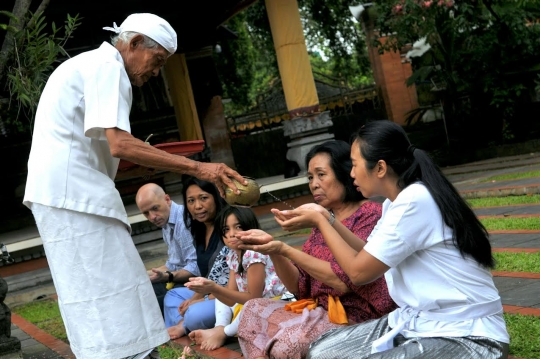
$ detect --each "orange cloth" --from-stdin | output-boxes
[285,295,347,324]
[327,295,348,325]
[284,298,318,313]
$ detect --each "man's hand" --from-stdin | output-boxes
[178,299,192,316]
[196,162,247,198]
[148,268,166,283]
[104,127,247,198]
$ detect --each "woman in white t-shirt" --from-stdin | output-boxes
[239,120,509,359]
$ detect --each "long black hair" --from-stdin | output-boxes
[182,176,227,248]
[215,206,261,275]
[352,120,494,268]
[305,140,366,203]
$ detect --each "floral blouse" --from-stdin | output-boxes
[226,250,286,298]
[296,201,398,323]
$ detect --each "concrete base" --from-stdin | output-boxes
[286,132,335,174]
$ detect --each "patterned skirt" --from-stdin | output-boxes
[307,315,509,359]
[237,298,344,359]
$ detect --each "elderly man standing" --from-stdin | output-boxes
[23,13,245,359]
[136,183,200,314]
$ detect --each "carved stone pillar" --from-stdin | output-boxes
[284,111,335,174]
[0,277,21,358]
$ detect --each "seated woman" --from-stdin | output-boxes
[187,206,286,350]
[164,177,229,339]
[236,140,397,359]
[262,121,509,359]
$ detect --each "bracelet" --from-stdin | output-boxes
[328,210,336,226]
[204,294,209,301]
[165,271,174,283]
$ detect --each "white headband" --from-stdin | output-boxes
[104,13,177,55]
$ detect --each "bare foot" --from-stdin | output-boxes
[188,329,204,344]
[188,328,214,345]
[201,327,228,351]
[167,324,186,340]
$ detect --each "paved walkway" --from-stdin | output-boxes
[6,152,540,359]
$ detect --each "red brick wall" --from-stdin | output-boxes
[362,25,419,125]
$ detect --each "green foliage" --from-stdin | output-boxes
[0,11,81,133]
[480,217,540,231]
[215,10,278,117]
[12,299,68,342]
[480,170,540,183]
[467,194,540,208]
[11,299,203,357]
[504,313,540,359]
[0,10,18,32]
[493,251,540,273]
[214,13,255,109]
[217,0,374,117]
[12,299,61,323]
[371,0,540,145]
[299,0,372,81]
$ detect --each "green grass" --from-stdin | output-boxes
[481,170,540,183]
[494,252,540,273]
[480,217,540,231]
[12,299,68,342]
[467,194,540,208]
[505,313,540,359]
[11,299,204,359]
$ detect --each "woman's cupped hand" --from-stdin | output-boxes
[185,277,216,294]
[271,204,327,232]
[236,229,283,255]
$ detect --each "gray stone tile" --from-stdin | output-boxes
[490,233,540,248]
[19,338,39,348]
[458,176,540,192]
[494,277,540,307]
[493,277,528,293]
[20,343,54,356]
[22,345,63,359]
[11,328,31,341]
[475,205,540,216]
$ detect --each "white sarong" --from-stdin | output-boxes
[31,204,169,359]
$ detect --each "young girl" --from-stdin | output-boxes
[186,206,286,351]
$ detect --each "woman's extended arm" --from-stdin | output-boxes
[280,244,349,292]
[186,263,266,307]
[274,208,389,286]
[234,230,300,294]
[272,206,366,252]
[237,229,348,293]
